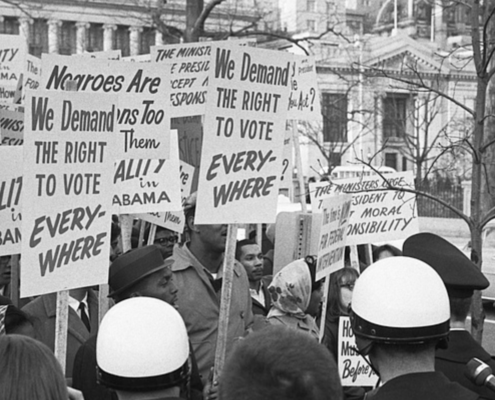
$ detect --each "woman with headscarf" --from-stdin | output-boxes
[266,259,323,340]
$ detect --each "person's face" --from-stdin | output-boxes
[239,244,264,282]
[154,229,179,255]
[339,276,356,312]
[139,267,179,309]
[0,256,12,288]
[306,285,323,317]
[110,237,122,262]
[195,223,228,253]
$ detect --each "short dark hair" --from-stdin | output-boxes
[219,326,342,400]
[450,296,471,323]
[235,239,258,261]
[372,244,402,261]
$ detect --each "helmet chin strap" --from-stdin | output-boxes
[350,344,381,388]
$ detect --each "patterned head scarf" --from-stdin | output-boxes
[0,305,8,335]
[268,259,311,318]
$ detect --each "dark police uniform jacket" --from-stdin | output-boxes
[365,372,481,400]
[436,329,495,399]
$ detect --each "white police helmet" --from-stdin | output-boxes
[96,297,189,391]
[351,256,450,353]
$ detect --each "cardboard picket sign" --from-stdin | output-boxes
[18,54,42,104]
[279,129,293,190]
[0,146,22,256]
[310,171,419,246]
[0,100,24,112]
[338,316,379,387]
[73,50,122,60]
[195,43,292,224]
[112,129,181,214]
[21,90,116,297]
[122,54,151,63]
[316,194,352,280]
[41,54,171,160]
[133,160,194,234]
[0,109,24,146]
[0,34,26,103]
[286,56,321,120]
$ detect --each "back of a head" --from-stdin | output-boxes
[97,297,189,393]
[220,325,342,400]
[0,334,68,400]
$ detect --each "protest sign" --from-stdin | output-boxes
[338,316,379,386]
[0,109,23,145]
[21,90,115,297]
[41,54,171,159]
[287,56,321,120]
[279,129,293,190]
[173,115,202,192]
[0,146,22,256]
[316,194,352,280]
[113,130,181,214]
[310,171,419,246]
[122,54,151,63]
[151,42,212,117]
[0,34,26,102]
[0,100,24,112]
[74,50,122,60]
[195,43,292,224]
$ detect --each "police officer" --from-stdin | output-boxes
[97,297,190,400]
[403,232,494,399]
[351,256,480,400]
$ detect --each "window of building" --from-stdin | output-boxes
[322,93,348,143]
[385,153,398,170]
[114,25,130,57]
[140,27,155,54]
[307,19,316,32]
[383,94,408,138]
[0,17,19,35]
[29,19,48,57]
[402,156,408,171]
[87,23,103,53]
[307,0,316,12]
[59,21,76,55]
[326,1,335,15]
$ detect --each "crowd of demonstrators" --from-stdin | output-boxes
[0,255,12,305]
[4,192,495,400]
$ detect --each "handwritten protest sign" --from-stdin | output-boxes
[41,54,171,159]
[279,129,293,190]
[0,100,23,112]
[316,194,352,280]
[287,56,321,120]
[0,109,23,145]
[21,90,115,297]
[0,35,27,102]
[195,43,292,224]
[113,130,181,214]
[20,54,41,103]
[310,171,418,245]
[338,316,379,386]
[173,115,202,192]
[0,146,22,256]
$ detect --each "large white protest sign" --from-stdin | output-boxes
[316,194,352,280]
[0,146,22,256]
[310,171,418,245]
[338,316,379,386]
[279,129,293,190]
[21,90,115,297]
[0,35,27,102]
[41,54,171,159]
[195,43,292,224]
[0,109,23,145]
[287,56,321,120]
[122,54,151,63]
[113,130,181,214]
[0,100,23,112]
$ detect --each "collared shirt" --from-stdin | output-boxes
[68,293,89,319]
[250,281,266,307]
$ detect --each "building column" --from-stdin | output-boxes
[129,26,142,56]
[434,2,446,47]
[48,19,62,54]
[76,22,89,54]
[19,17,32,48]
[103,24,116,51]
[155,29,164,46]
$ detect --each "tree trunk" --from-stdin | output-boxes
[184,0,204,42]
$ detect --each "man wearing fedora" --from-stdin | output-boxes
[72,245,203,400]
[170,193,253,384]
[404,232,495,399]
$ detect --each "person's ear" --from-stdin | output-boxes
[187,215,200,234]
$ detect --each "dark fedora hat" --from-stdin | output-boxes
[108,245,172,298]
